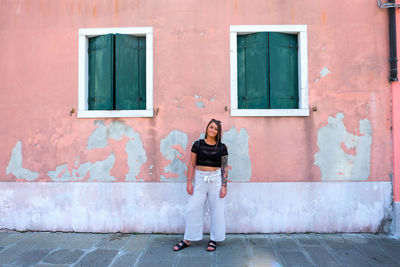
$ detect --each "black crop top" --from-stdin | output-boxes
[191,139,228,167]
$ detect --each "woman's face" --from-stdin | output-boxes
[207,122,218,139]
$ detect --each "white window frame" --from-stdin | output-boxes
[230,25,309,117]
[78,27,153,118]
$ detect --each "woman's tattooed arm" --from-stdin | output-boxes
[221,155,228,186]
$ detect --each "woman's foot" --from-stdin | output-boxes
[173,239,190,251]
[206,240,217,251]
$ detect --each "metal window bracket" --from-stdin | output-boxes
[378,0,400,8]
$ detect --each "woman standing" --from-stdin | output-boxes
[173,118,228,252]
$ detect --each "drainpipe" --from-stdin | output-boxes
[389,0,398,82]
[378,0,400,236]
[379,0,400,81]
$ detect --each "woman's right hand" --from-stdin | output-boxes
[186,182,193,195]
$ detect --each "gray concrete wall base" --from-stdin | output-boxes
[392,202,400,237]
[0,181,392,233]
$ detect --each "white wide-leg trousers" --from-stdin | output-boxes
[183,169,226,242]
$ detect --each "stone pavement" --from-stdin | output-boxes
[0,232,399,267]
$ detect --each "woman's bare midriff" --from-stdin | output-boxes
[196,165,220,171]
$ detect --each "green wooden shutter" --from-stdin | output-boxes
[88,34,114,110]
[269,32,299,109]
[115,34,146,110]
[237,33,269,109]
[237,35,246,109]
[138,37,146,110]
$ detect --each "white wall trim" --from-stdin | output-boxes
[77,110,154,118]
[230,25,309,117]
[78,27,154,118]
[0,181,392,233]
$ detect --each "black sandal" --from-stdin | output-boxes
[206,240,217,251]
[173,240,190,251]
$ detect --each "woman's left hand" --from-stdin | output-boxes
[220,186,227,198]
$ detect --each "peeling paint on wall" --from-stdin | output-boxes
[87,120,136,150]
[194,94,205,108]
[125,134,147,181]
[88,153,116,181]
[48,164,80,181]
[222,127,251,181]
[320,67,331,78]
[6,141,39,181]
[87,121,108,149]
[87,120,146,181]
[195,101,205,108]
[314,113,372,181]
[160,130,188,182]
[198,133,205,140]
[47,120,146,181]
[48,154,116,182]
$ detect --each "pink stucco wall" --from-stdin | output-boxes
[393,83,400,202]
[0,0,393,183]
[393,5,400,203]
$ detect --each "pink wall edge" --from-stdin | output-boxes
[393,5,400,202]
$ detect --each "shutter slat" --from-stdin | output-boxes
[88,34,114,110]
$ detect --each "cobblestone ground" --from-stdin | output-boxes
[0,232,399,267]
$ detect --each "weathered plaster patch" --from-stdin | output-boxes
[87,121,108,149]
[365,103,370,114]
[160,130,188,182]
[314,113,372,181]
[74,157,80,167]
[6,141,39,181]
[50,121,145,181]
[198,132,205,140]
[88,153,116,181]
[125,135,147,181]
[48,164,71,181]
[72,162,91,179]
[320,67,331,78]
[48,155,115,182]
[109,121,135,140]
[173,98,184,108]
[85,120,146,181]
[87,121,135,150]
[195,101,205,108]
[222,127,251,181]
